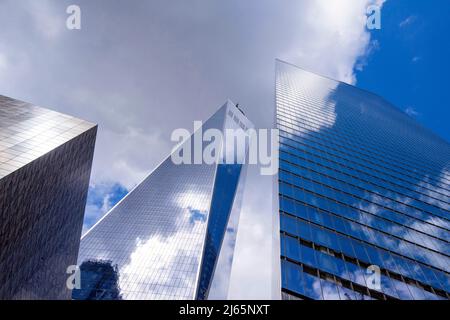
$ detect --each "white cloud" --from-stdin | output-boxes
[82,181,129,234]
[415,169,450,214]
[82,203,104,235]
[228,173,273,299]
[0,53,7,71]
[0,0,387,299]
[405,106,420,117]
[399,15,416,28]
[21,0,64,40]
[0,0,386,186]
[119,225,203,299]
[284,0,386,84]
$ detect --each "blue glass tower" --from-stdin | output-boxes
[276,60,450,300]
[73,100,252,300]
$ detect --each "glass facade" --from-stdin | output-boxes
[0,95,97,299]
[73,100,252,300]
[276,60,450,300]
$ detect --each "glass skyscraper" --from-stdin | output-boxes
[73,100,252,300]
[275,60,450,300]
[0,95,97,299]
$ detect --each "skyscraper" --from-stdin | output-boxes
[73,100,253,300]
[275,60,450,300]
[0,95,97,299]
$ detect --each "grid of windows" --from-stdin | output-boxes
[0,95,97,299]
[276,60,450,300]
[73,101,252,300]
[0,95,95,179]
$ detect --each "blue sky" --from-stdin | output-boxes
[81,0,450,234]
[357,0,450,142]
[1,0,448,299]
[83,183,128,234]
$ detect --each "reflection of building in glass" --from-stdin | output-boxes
[72,260,122,300]
[0,95,97,299]
[74,100,252,300]
[275,60,450,300]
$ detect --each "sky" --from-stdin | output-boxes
[355,0,450,143]
[0,0,449,299]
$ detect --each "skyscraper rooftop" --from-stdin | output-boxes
[0,95,96,179]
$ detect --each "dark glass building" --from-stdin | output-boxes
[73,100,252,300]
[0,95,97,299]
[275,60,450,300]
